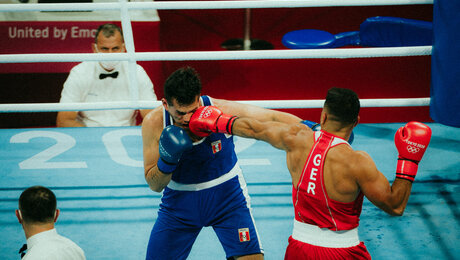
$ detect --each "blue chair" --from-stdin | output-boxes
[282,16,432,49]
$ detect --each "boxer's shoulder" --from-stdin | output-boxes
[142,107,164,132]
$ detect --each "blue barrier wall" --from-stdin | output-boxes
[430,0,460,127]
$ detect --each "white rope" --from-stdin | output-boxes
[0,1,433,64]
[0,98,430,113]
[0,1,432,115]
[119,0,140,102]
[0,0,433,12]
[0,46,432,63]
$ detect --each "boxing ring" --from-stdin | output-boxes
[0,1,459,259]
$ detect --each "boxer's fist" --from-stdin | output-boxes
[301,120,354,144]
[189,106,238,137]
[394,121,432,182]
[157,125,193,174]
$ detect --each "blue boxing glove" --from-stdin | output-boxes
[157,125,193,174]
[301,120,321,131]
[301,119,354,144]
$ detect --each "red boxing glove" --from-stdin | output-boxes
[394,121,432,182]
[189,106,238,137]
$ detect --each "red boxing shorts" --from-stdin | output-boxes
[284,236,371,260]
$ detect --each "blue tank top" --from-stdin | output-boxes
[163,95,238,184]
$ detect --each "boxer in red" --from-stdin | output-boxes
[188,87,432,259]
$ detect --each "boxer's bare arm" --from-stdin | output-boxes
[232,117,310,184]
[212,98,302,125]
[352,151,413,216]
[233,118,293,150]
[142,108,172,192]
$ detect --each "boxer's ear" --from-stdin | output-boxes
[92,44,98,53]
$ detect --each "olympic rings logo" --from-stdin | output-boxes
[201,107,213,118]
[407,145,420,154]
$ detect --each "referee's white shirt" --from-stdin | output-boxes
[60,61,157,127]
[23,228,85,260]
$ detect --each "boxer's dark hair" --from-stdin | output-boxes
[95,23,123,43]
[164,66,202,106]
[19,186,56,224]
[324,87,360,126]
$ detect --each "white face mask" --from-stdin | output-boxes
[99,60,120,71]
[94,45,120,71]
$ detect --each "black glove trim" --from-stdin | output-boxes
[397,158,419,165]
[395,175,414,183]
[226,116,238,134]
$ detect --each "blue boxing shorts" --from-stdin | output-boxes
[146,171,264,260]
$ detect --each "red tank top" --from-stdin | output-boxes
[293,130,364,231]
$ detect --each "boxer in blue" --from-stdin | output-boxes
[141,67,302,259]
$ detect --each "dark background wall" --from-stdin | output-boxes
[0,73,64,128]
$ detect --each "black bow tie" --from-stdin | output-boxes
[99,71,119,80]
[19,244,27,258]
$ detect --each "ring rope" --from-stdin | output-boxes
[0,0,433,12]
[118,0,140,102]
[0,98,430,113]
[0,1,432,114]
[0,47,432,63]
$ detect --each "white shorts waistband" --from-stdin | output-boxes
[291,219,360,248]
[167,163,240,191]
